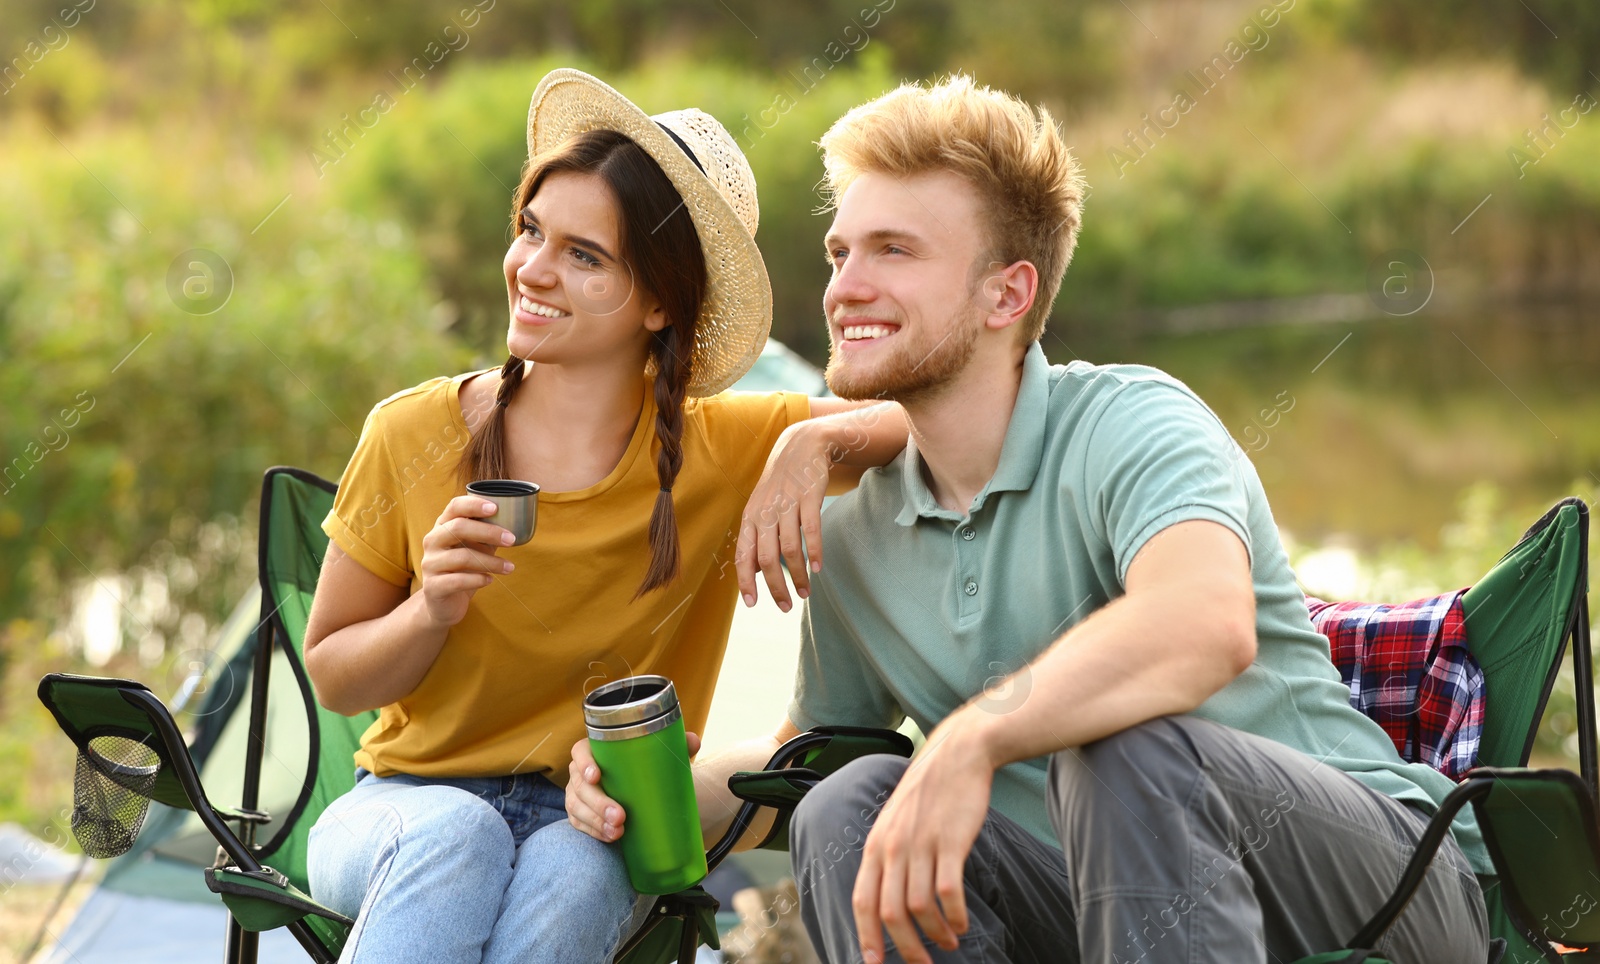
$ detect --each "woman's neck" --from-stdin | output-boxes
[498,357,652,493]
[517,358,648,433]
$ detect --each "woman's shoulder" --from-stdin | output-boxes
[684,387,805,418]
[681,389,812,461]
[364,369,493,440]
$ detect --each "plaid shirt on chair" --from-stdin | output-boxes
[1306,590,1486,780]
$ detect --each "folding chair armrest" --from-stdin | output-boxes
[204,863,352,964]
[204,865,353,930]
[205,865,351,963]
[703,725,913,868]
[703,767,823,869]
[36,673,266,872]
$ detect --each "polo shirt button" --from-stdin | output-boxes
[961,526,976,541]
[964,579,978,596]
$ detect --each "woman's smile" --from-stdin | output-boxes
[516,292,572,325]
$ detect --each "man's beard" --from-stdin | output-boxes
[824,305,982,403]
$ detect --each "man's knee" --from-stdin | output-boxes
[1049,717,1206,828]
[794,754,907,835]
[790,755,905,889]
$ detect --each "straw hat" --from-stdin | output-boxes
[526,68,772,397]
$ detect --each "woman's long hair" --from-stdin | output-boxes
[463,129,706,598]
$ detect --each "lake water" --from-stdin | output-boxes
[1050,303,1600,550]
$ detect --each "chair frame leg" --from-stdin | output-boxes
[1572,595,1597,800]
[675,912,699,964]
[219,594,279,964]
[224,921,257,964]
[168,612,337,964]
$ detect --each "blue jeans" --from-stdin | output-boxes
[307,768,651,964]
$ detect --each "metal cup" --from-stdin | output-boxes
[465,479,539,546]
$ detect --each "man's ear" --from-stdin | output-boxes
[976,259,1039,333]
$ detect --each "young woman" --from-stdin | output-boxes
[301,69,905,964]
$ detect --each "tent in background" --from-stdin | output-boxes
[722,338,828,397]
[37,339,825,963]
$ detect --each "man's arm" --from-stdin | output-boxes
[961,518,1255,762]
[689,717,807,851]
[850,519,1256,964]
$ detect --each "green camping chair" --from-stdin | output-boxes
[1294,497,1595,964]
[37,465,912,964]
[39,466,369,962]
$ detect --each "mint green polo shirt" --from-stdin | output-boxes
[789,341,1489,874]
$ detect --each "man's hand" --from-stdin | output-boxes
[853,713,995,964]
[567,731,701,842]
[737,421,835,612]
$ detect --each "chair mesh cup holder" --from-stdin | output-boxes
[71,733,161,859]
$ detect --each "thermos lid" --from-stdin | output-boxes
[583,675,679,729]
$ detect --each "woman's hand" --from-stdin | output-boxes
[737,422,834,613]
[566,731,701,842]
[418,495,516,628]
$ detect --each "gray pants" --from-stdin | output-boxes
[789,715,1489,963]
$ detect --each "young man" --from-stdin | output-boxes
[567,76,1491,963]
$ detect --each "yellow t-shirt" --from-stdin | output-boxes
[322,369,810,781]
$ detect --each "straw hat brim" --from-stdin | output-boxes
[526,68,772,397]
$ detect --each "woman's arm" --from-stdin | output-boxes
[304,495,515,715]
[303,544,437,715]
[801,397,910,489]
[736,398,910,610]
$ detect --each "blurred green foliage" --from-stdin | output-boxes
[1323,0,1600,99]
[1068,119,1600,320]
[0,118,469,631]
[0,0,1122,130]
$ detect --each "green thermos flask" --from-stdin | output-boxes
[583,675,708,894]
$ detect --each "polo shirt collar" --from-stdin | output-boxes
[893,341,1050,526]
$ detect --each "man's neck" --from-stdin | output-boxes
[903,349,1027,516]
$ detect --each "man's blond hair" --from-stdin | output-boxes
[819,75,1086,343]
